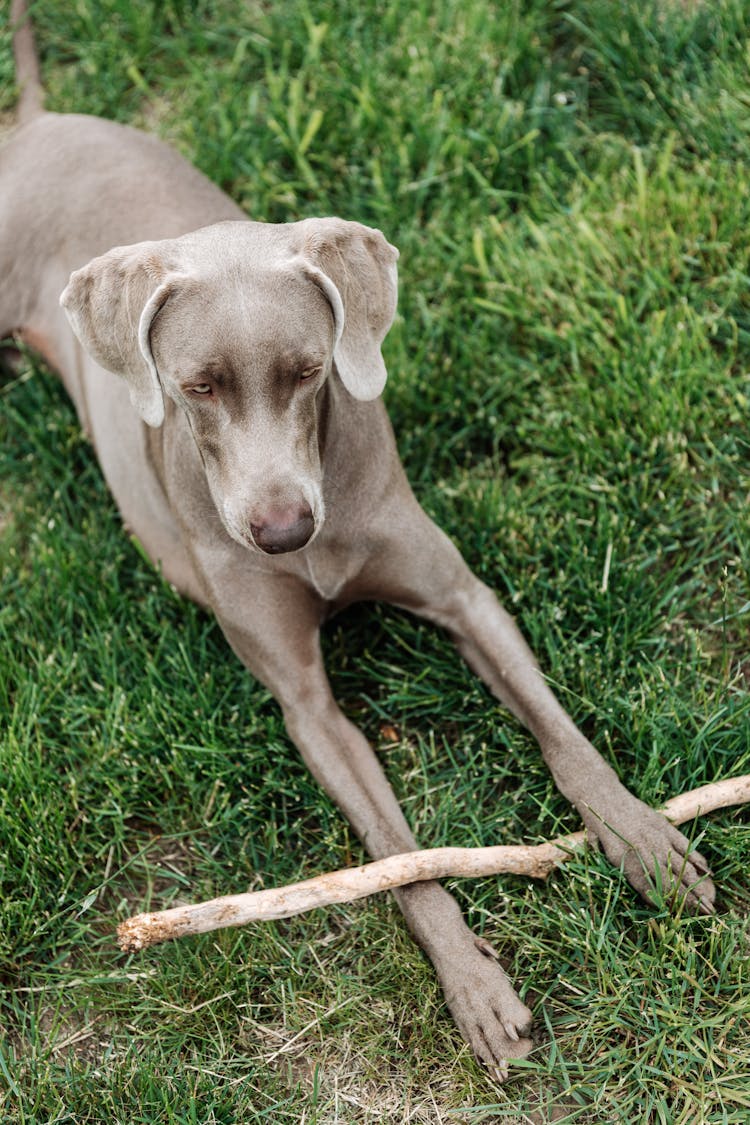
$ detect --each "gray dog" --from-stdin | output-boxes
[1,1,713,1075]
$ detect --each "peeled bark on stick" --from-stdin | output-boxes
[117,775,750,953]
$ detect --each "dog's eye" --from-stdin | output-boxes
[299,366,321,383]
[189,383,213,396]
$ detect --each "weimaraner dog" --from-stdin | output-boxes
[2,1,713,1075]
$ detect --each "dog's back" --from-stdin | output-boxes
[0,112,242,376]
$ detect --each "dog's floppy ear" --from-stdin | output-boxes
[60,242,181,427]
[295,218,399,401]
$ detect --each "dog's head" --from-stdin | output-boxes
[60,219,398,554]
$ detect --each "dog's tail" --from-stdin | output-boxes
[11,0,45,124]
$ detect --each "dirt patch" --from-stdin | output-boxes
[37,1005,115,1066]
[6,995,118,1075]
[240,1013,579,1124]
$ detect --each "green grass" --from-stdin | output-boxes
[1,0,749,1120]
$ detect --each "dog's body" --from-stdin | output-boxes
[2,3,714,1074]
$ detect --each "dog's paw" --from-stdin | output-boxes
[582,793,715,915]
[436,937,533,1080]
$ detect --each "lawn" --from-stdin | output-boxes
[1,1,749,1121]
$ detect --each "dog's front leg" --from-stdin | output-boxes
[210,573,533,1075]
[361,503,715,915]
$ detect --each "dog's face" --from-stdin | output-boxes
[60,219,398,554]
[150,269,336,553]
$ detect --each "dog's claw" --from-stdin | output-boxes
[582,793,717,915]
[474,936,501,960]
[695,894,716,917]
[437,932,533,1078]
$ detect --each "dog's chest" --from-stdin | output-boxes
[302,538,367,605]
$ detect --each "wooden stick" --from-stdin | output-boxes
[118,775,750,952]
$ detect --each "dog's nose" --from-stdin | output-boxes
[250,504,314,554]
